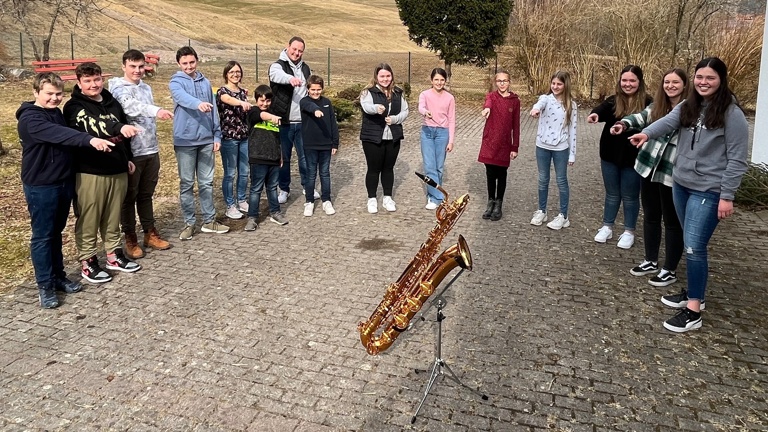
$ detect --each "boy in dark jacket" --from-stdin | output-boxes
[19,72,115,308]
[63,62,141,284]
[300,75,339,217]
[244,85,288,231]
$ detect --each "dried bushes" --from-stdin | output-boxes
[735,163,768,209]
[507,0,762,105]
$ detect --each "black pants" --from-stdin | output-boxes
[121,153,160,233]
[641,176,683,271]
[485,163,508,200]
[362,139,400,198]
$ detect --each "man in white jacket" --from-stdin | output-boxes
[109,49,174,259]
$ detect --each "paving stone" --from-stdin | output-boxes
[2,107,767,431]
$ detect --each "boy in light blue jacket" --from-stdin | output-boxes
[169,46,228,240]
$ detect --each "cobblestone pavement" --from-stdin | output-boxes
[2,104,767,432]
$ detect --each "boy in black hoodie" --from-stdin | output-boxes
[63,62,142,284]
[19,72,115,308]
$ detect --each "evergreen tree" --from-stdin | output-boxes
[396,0,512,77]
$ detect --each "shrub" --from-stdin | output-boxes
[735,163,768,210]
[335,84,366,102]
[330,97,357,123]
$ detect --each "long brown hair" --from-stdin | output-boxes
[550,71,574,126]
[362,63,395,101]
[679,57,739,129]
[650,68,688,122]
[614,65,648,118]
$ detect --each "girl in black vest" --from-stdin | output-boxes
[359,63,409,214]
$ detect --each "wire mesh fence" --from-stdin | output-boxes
[0,32,499,95]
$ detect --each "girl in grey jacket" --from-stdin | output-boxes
[630,57,749,333]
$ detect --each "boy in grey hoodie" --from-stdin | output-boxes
[109,49,174,258]
[170,46,228,240]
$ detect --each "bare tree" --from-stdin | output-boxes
[0,0,105,61]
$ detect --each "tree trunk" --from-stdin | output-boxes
[444,61,453,80]
[0,137,6,157]
[42,38,51,61]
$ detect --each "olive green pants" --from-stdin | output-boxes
[75,172,128,261]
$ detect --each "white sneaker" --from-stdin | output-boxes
[530,210,547,226]
[617,231,635,249]
[322,201,336,215]
[594,226,613,243]
[237,200,249,213]
[367,197,378,214]
[303,202,314,217]
[382,196,397,212]
[278,190,289,204]
[425,199,438,210]
[546,213,570,230]
[225,205,243,220]
[314,189,321,199]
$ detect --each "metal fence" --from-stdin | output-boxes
[0,32,497,94]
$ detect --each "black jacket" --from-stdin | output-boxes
[63,86,133,175]
[269,59,311,124]
[359,86,404,144]
[300,96,339,151]
[17,102,93,186]
[591,95,653,168]
[246,108,282,165]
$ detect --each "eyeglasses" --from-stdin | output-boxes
[495,79,510,84]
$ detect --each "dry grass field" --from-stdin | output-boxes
[0,0,514,291]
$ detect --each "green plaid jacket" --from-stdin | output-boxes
[620,104,678,187]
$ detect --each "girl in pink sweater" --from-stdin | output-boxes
[478,70,520,221]
[418,68,456,209]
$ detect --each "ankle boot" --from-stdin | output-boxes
[144,227,171,250]
[490,199,503,221]
[124,232,145,259]
[482,199,495,219]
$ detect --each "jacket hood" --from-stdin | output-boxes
[279,49,304,69]
[71,84,118,105]
[171,70,205,82]
[108,76,139,92]
[16,101,45,120]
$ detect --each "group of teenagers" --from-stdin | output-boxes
[19,33,749,333]
[515,58,747,333]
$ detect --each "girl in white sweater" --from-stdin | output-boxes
[529,71,578,230]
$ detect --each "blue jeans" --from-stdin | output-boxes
[23,180,74,288]
[305,149,332,202]
[174,144,216,225]
[420,126,449,202]
[279,123,308,193]
[248,164,280,219]
[673,182,721,301]
[220,138,249,206]
[536,147,570,217]
[600,160,641,230]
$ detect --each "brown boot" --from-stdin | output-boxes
[124,232,145,259]
[144,227,171,250]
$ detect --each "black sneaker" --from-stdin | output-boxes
[55,275,83,293]
[660,289,706,310]
[630,260,658,276]
[663,308,702,333]
[81,256,113,284]
[649,269,677,287]
[106,249,142,273]
[38,287,59,309]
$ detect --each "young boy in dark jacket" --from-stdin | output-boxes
[19,72,115,308]
[244,85,288,231]
[64,62,141,284]
[300,75,339,217]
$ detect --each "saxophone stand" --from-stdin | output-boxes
[411,269,488,424]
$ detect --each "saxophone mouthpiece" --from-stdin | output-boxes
[415,172,438,188]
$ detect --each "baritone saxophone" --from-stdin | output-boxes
[358,173,473,355]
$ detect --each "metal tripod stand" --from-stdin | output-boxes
[411,269,488,423]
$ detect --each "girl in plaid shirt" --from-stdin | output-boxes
[611,69,688,288]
